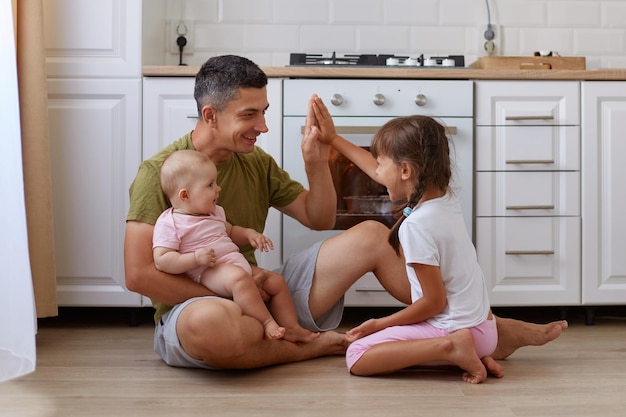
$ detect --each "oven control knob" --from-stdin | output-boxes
[330,93,343,106]
[373,93,385,106]
[415,93,427,107]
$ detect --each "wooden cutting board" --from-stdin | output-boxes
[471,56,586,70]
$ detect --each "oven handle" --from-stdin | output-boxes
[300,126,458,135]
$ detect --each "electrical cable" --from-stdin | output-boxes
[484,0,495,41]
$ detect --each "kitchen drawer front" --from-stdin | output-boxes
[476,216,581,305]
[476,171,580,217]
[475,81,579,126]
[475,125,580,171]
[344,272,406,307]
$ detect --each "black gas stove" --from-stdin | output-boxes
[289,52,465,68]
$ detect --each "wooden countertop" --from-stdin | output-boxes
[143,65,626,80]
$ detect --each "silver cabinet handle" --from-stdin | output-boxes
[330,93,344,106]
[506,205,555,210]
[505,115,554,121]
[355,287,387,292]
[506,159,555,164]
[300,126,458,135]
[505,250,555,255]
[186,114,199,119]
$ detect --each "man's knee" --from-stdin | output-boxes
[177,298,252,362]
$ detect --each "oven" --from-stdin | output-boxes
[282,78,474,306]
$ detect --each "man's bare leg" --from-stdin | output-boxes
[308,221,411,320]
[491,315,569,360]
[176,297,347,369]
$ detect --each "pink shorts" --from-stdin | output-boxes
[345,317,497,371]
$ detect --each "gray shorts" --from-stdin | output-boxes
[153,240,345,368]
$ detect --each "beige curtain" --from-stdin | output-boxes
[15,0,58,318]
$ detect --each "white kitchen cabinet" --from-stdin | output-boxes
[43,0,141,78]
[475,81,581,306]
[45,0,143,306]
[581,82,626,304]
[142,77,284,270]
[48,79,142,306]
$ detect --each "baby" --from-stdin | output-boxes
[152,149,319,343]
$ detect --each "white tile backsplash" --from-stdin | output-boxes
[330,0,384,24]
[274,0,329,24]
[548,2,600,27]
[147,0,626,68]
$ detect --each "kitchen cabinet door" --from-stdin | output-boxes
[581,82,626,304]
[43,0,141,78]
[48,79,142,306]
[477,216,581,306]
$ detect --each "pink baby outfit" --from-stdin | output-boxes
[153,206,251,281]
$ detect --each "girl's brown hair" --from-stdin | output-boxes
[370,115,453,255]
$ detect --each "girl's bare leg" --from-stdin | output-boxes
[309,220,567,359]
[350,329,487,384]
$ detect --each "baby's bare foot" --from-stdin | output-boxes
[283,327,321,343]
[263,320,286,340]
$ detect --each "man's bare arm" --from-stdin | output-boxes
[124,220,213,305]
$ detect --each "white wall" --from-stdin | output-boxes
[144,0,626,69]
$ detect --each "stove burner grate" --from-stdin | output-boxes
[289,52,465,67]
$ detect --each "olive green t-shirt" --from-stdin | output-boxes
[126,132,305,322]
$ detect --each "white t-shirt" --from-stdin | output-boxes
[399,192,490,332]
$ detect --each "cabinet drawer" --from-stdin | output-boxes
[476,216,581,305]
[475,125,580,171]
[475,81,579,126]
[476,171,580,216]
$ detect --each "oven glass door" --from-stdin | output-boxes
[281,116,473,261]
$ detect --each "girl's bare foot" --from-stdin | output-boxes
[447,329,487,384]
[263,319,286,340]
[481,356,504,378]
[283,326,321,343]
[493,317,568,360]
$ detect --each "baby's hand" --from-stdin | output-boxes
[248,232,274,252]
[194,248,216,267]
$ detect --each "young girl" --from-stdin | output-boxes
[153,149,319,343]
[318,112,502,383]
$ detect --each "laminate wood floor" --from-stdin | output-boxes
[2,306,626,417]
